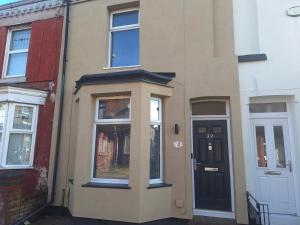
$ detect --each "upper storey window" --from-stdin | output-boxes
[109,10,140,68]
[4,28,31,78]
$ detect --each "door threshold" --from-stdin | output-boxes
[269,214,300,225]
[193,209,235,219]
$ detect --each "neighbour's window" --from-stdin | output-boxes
[249,102,287,113]
[0,103,38,168]
[4,28,31,77]
[93,97,131,184]
[150,98,163,184]
[109,10,140,67]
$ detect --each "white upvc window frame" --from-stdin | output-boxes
[107,8,140,69]
[0,102,38,169]
[3,26,31,78]
[149,97,163,184]
[91,96,131,184]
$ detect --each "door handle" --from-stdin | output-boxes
[287,160,292,172]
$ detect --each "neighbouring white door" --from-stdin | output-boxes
[251,118,296,214]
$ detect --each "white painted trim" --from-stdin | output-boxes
[3,26,31,78]
[108,8,140,68]
[0,86,48,105]
[191,100,235,218]
[193,209,235,219]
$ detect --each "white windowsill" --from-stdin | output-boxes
[0,166,34,170]
[102,65,141,70]
[0,76,26,83]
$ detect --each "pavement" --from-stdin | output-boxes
[30,215,238,225]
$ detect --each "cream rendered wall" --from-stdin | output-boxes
[233,0,300,223]
[54,0,248,223]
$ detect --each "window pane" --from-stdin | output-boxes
[249,103,287,113]
[98,99,130,120]
[192,101,226,115]
[7,52,28,76]
[274,126,286,168]
[112,10,139,27]
[256,126,267,167]
[151,99,160,121]
[150,125,161,180]
[10,29,31,51]
[6,133,32,166]
[111,29,139,67]
[0,103,6,131]
[13,105,34,130]
[94,124,130,179]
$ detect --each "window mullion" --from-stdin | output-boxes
[111,25,139,32]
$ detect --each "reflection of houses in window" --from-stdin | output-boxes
[96,132,114,171]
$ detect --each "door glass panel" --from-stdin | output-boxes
[213,127,223,134]
[192,101,226,115]
[256,126,267,167]
[198,127,207,134]
[273,126,286,168]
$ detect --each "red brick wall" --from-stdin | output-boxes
[0,16,63,225]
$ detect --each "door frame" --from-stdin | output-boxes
[191,100,235,219]
[248,98,299,216]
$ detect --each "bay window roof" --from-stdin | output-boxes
[75,69,175,93]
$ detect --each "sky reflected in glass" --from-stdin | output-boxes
[0,0,21,5]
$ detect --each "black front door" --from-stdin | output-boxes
[193,120,232,211]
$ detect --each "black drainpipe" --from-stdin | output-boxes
[50,0,71,204]
[13,1,71,224]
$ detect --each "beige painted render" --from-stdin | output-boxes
[52,0,248,224]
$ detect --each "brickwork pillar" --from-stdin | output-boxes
[0,171,23,225]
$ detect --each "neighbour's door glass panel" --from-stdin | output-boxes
[273,126,286,168]
[256,126,267,167]
[192,101,226,115]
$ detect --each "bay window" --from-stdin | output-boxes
[150,98,163,184]
[0,102,38,168]
[109,9,140,68]
[4,28,31,77]
[93,97,131,184]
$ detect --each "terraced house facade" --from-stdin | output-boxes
[0,0,251,224]
[0,0,64,224]
[50,0,248,224]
